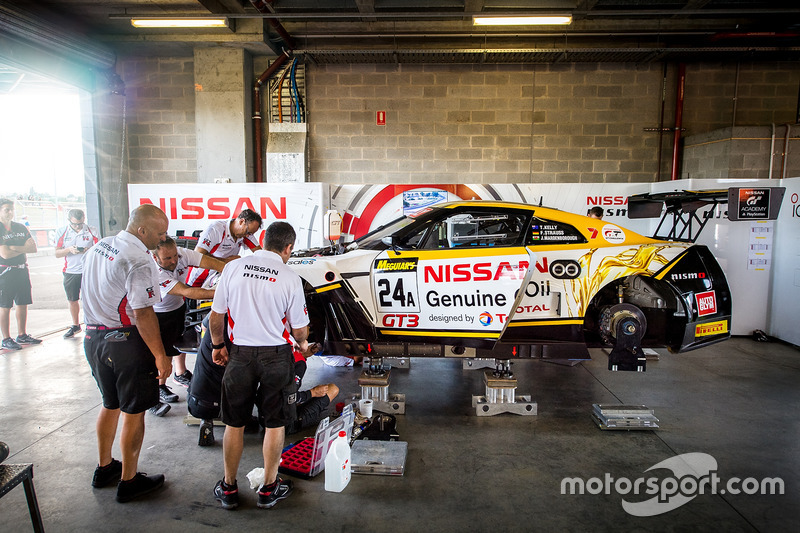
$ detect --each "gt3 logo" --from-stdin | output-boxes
[696,290,717,316]
[549,260,581,279]
[381,314,419,327]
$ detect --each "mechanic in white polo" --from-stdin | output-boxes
[149,236,226,416]
[208,221,309,511]
[185,209,262,288]
[54,208,99,338]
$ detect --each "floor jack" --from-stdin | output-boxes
[472,360,537,417]
[354,357,406,415]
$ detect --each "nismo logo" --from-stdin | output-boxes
[374,258,418,272]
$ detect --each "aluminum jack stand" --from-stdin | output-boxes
[364,356,410,369]
[471,360,537,416]
[356,357,406,414]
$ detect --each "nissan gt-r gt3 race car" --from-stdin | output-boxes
[289,201,731,372]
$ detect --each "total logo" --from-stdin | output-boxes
[602,224,626,244]
[479,312,493,326]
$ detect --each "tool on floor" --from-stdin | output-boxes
[279,404,355,479]
[591,404,659,430]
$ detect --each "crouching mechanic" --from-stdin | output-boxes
[150,237,226,416]
[209,221,309,510]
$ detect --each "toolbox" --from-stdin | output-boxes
[279,404,355,479]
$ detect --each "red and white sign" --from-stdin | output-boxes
[696,290,717,316]
[377,111,386,126]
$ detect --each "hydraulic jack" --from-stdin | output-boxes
[472,360,537,416]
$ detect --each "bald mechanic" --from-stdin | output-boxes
[150,237,225,416]
[210,221,309,510]
[82,204,172,503]
[185,209,262,288]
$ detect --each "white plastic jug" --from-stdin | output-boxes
[324,430,351,492]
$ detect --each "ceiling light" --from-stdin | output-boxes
[472,15,572,26]
[131,18,229,29]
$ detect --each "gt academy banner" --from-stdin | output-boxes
[127,183,327,250]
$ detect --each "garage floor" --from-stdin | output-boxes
[1,333,798,532]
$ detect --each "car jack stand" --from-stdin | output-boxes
[472,360,537,416]
[356,357,406,414]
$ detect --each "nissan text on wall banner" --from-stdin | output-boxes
[128,183,327,250]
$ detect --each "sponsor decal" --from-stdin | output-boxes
[737,188,770,219]
[670,272,706,281]
[374,258,418,272]
[287,258,317,265]
[423,259,545,283]
[146,287,155,298]
[695,320,727,337]
[695,290,717,316]
[202,238,212,246]
[426,290,506,308]
[549,259,581,279]
[601,224,626,244]
[479,312,493,326]
[381,314,419,327]
[428,313,470,324]
[531,224,582,242]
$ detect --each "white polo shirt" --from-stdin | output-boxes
[211,250,308,346]
[82,231,161,327]
[55,223,99,274]
[153,247,205,313]
[186,219,259,287]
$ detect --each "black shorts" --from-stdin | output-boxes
[0,267,33,308]
[156,304,186,357]
[63,272,82,302]
[84,326,159,414]
[287,396,331,435]
[220,344,296,429]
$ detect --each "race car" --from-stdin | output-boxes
[289,201,731,372]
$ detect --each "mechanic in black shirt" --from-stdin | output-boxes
[0,198,41,351]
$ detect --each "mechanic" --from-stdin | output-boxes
[54,209,99,339]
[82,204,172,503]
[189,318,337,446]
[0,198,41,351]
[149,236,226,417]
[185,209,262,288]
[209,221,309,511]
[588,206,604,219]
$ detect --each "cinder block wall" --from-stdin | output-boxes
[112,55,800,188]
[116,56,196,184]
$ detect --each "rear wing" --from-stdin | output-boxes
[627,187,785,242]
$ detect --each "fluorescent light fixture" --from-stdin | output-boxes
[473,14,572,26]
[131,18,229,28]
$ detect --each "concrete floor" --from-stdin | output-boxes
[1,331,798,532]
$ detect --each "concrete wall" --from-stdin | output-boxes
[94,54,800,224]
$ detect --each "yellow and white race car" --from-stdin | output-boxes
[289,200,731,371]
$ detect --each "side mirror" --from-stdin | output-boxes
[381,236,394,247]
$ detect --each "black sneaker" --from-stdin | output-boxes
[92,459,122,488]
[159,384,179,403]
[63,325,82,338]
[148,401,170,417]
[257,478,293,509]
[214,479,239,510]
[173,370,192,388]
[199,419,215,446]
[15,333,41,345]
[2,337,22,350]
[116,472,165,503]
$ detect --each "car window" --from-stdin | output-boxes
[525,216,587,245]
[412,211,528,249]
